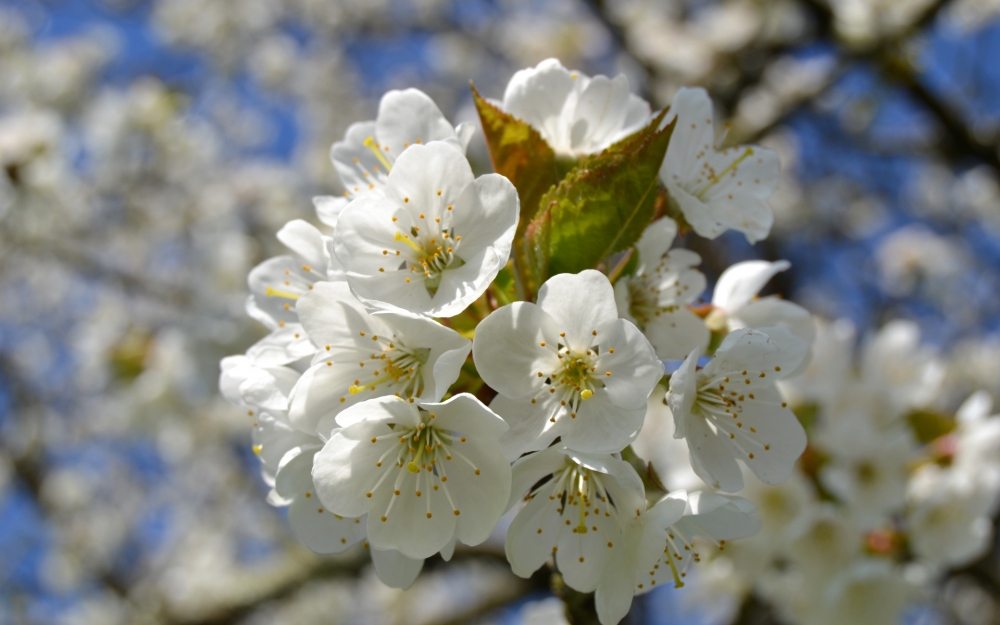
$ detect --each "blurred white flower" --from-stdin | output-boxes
[818,418,915,528]
[906,463,1000,569]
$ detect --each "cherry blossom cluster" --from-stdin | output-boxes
[640,318,1000,625]
[220,59,816,623]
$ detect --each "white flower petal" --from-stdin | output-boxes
[559,391,645,455]
[634,217,678,270]
[491,393,563,461]
[330,121,385,198]
[366,468,457,559]
[734,298,815,346]
[312,420,396,518]
[278,445,368,555]
[277,219,327,272]
[313,195,349,229]
[505,486,563,578]
[666,348,700,440]
[642,307,710,361]
[502,58,577,149]
[712,326,808,381]
[426,394,509,440]
[253,413,318,477]
[536,270,619,351]
[287,359,365,434]
[446,434,512,546]
[335,395,420,429]
[375,89,458,157]
[555,503,621,592]
[662,87,716,183]
[595,517,643,625]
[682,415,747,492]
[594,320,662,410]
[679,491,761,540]
[245,324,315,367]
[370,547,424,590]
[508,447,572,506]
[473,301,562,398]
[703,193,773,244]
[247,255,318,326]
[712,260,791,312]
[571,74,631,152]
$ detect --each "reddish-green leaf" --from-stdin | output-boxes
[542,114,675,277]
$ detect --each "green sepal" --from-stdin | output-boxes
[523,203,552,292]
[906,409,957,444]
[489,261,518,307]
[542,111,675,277]
[471,84,564,298]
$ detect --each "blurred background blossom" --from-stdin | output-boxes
[2,0,1000,623]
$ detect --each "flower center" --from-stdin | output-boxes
[394,230,465,296]
[626,277,680,329]
[529,460,622,538]
[691,373,761,453]
[365,410,482,521]
[348,337,430,398]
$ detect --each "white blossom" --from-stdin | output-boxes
[906,463,1000,569]
[500,58,651,157]
[707,260,815,369]
[595,490,761,625]
[332,141,518,318]
[803,559,917,625]
[219,354,299,419]
[668,327,808,492]
[287,281,471,435]
[504,447,645,593]
[474,270,663,459]
[661,87,780,243]
[315,88,476,227]
[263,427,429,589]
[311,394,511,559]
[817,418,915,529]
[274,444,368,554]
[247,219,340,330]
[630,384,707,492]
[613,217,709,360]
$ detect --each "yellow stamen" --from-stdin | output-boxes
[265,286,300,300]
[363,136,393,171]
[394,231,423,253]
[580,389,594,400]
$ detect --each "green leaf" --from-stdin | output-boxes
[523,203,551,292]
[471,84,565,297]
[489,262,518,307]
[580,107,669,165]
[542,113,675,277]
[906,409,957,444]
[470,84,562,230]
